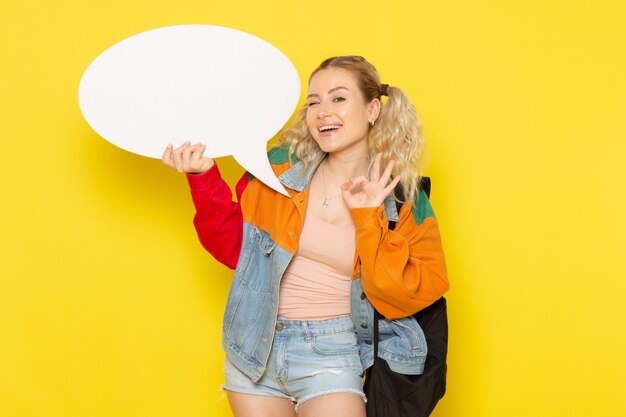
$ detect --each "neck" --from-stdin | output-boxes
[323,146,371,180]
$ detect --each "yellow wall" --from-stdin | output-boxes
[2,1,625,416]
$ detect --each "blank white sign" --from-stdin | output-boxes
[78,25,301,195]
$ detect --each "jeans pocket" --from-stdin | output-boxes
[311,331,360,355]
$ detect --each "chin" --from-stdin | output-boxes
[315,140,341,154]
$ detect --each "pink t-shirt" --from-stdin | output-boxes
[277,213,356,320]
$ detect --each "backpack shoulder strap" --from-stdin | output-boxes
[388,177,431,231]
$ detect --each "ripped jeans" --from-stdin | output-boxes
[223,315,365,409]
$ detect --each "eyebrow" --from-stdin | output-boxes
[306,86,349,99]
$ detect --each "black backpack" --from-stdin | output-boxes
[363,177,449,417]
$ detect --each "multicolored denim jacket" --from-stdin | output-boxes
[185,147,449,381]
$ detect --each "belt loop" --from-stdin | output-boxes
[302,320,311,342]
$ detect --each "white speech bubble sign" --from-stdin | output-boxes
[78,25,301,196]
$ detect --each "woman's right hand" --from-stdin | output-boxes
[161,142,215,174]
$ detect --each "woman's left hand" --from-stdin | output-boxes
[341,153,401,209]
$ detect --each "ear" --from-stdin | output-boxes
[368,98,381,122]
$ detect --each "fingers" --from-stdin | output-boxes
[189,144,215,173]
[164,142,214,174]
[189,143,204,171]
[183,143,204,172]
[370,153,382,181]
[171,141,189,172]
[181,143,194,171]
[161,144,174,169]
[348,176,369,194]
[341,171,401,209]
[341,179,353,194]
[341,177,368,197]
[370,153,397,186]
[384,175,402,194]
[379,159,396,185]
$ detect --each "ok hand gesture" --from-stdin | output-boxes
[341,153,401,209]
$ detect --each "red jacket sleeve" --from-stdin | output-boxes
[186,163,249,269]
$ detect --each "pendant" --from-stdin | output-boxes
[323,199,329,209]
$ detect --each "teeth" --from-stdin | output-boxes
[319,125,341,132]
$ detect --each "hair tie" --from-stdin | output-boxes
[379,83,389,96]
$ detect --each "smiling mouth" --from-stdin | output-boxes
[318,124,342,132]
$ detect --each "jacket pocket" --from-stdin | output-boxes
[233,225,275,293]
[254,226,276,256]
[379,316,428,359]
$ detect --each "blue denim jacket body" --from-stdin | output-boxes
[223,155,428,382]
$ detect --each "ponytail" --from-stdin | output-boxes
[370,86,427,203]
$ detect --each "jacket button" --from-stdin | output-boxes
[360,323,368,329]
[360,292,366,300]
[275,323,286,331]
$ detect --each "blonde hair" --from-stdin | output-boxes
[279,56,427,203]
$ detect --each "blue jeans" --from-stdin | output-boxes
[223,315,365,409]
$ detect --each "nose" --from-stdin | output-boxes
[317,102,332,119]
[317,110,331,119]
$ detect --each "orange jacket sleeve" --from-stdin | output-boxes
[350,193,449,320]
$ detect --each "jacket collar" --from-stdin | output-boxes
[277,152,399,222]
[277,152,325,193]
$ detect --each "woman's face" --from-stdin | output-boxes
[305,68,379,156]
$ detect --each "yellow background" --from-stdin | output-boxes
[2,1,625,416]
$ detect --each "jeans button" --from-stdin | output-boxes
[360,323,368,329]
[275,323,286,331]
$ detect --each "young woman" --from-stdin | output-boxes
[162,56,449,417]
